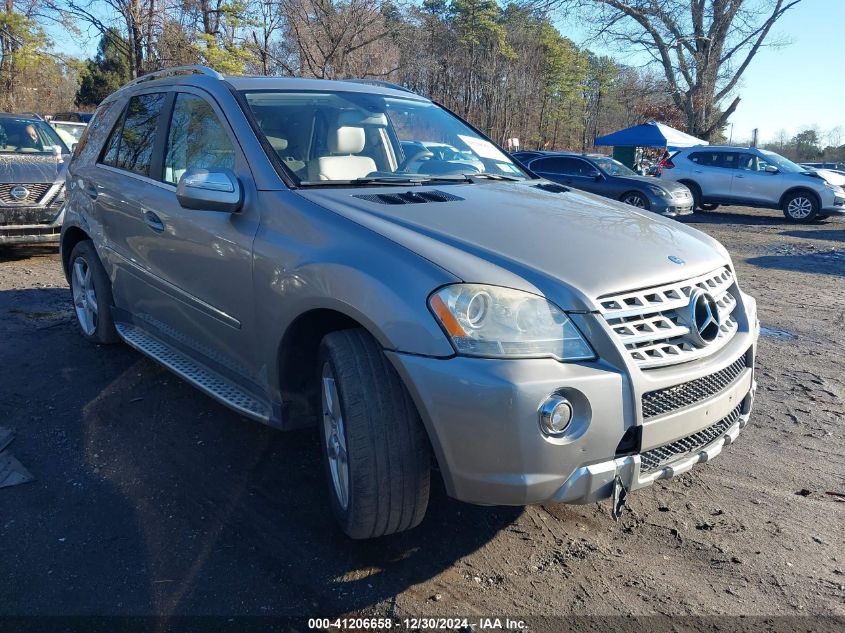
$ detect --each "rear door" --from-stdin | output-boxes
[686,150,738,199]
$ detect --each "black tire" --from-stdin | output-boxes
[68,240,120,344]
[683,182,706,212]
[782,190,819,223]
[700,203,720,211]
[620,191,650,210]
[317,328,430,539]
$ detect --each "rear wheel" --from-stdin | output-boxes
[700,203,720,211]
[782,191,819,223]
[683,182,707,212]
[69,240,120,344]
[318,328,430,539]
[621,191,649,210]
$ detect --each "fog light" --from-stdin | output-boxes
[539,396,573,436]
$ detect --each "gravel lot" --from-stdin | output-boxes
[1,206,843,619]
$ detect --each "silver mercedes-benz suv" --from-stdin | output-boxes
[61,67,759,538]
[0,113,69,245]
[661,145,845,222]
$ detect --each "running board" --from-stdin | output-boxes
[115,322,271,423]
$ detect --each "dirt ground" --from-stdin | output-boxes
[1,206,843,621]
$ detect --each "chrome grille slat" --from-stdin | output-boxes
[641,354,748,419]
[640,405,742,474]
[599,267,740,369]
[0,183,52,204]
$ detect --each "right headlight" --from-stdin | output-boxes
[428,284,595,361]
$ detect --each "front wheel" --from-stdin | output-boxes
[69,240,120,344]
[782,192,819,223]
[318,329,430,539]
[621,191,650,210]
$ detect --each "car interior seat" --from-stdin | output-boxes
[308,115,376,181]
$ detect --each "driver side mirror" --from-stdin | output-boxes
[176,168,243,213]
[588,169,602,180]
[764,165,779,174]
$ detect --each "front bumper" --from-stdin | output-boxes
[388,326,757,507]
[651,194,694,216]
[0,205,64,245]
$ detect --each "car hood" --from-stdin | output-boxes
[296,181,730,311]
[614,174,688,192]
[0,154,68,184]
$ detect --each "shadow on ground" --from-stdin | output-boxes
[745,251,845,276]
[0,287,520,617]
[780,229,845,242]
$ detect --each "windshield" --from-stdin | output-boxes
[241,90,527,184]
[592,156,637,177]
[759,149,806,174]
[0,118,68,154]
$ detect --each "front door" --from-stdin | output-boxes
[97,88,260,387]
[731,153,780,205]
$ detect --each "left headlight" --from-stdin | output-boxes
[647,185,671,198]
[428,284,595,361]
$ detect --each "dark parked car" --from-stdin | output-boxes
[0,112,69,245]
[518,152,694,216]
[52,112,94,123]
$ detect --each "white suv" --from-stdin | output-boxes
[661,146,845,223]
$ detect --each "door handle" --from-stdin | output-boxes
[735,175,745,179]
[83,184,98,200]
[693,170,703,173]
[143,211,165,233]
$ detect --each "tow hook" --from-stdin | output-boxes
[611,475,628,520]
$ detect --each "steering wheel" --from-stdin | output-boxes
[399,149,434,171]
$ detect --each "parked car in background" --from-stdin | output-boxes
[62,67,759,539]
[519,151,694,216]
[50,120,87,148]
[662,146,845,222]
[801,161,845,172]
[0,113,69,245]
[52,111,94,123]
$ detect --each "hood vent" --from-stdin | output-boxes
[354,190,464,205]
[534,182,569,194]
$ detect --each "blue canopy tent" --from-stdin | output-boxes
[594,120,707,149]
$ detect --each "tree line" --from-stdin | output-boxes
[2,0,806,151]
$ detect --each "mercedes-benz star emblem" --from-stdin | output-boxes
[668,255,685,265]
[688,289,721,345]
[9,186,30,201]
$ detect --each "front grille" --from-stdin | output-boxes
[598,267,740,369]
[0,183,52,204]
[640,405,742,474]
[641,353,748,419]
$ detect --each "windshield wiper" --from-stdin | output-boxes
[463,172,523,182]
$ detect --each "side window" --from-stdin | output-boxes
[688,151,716,166]
[115,93,166,176]
[164,93,236,185]
[100,109,125,167]
[532,157,582,174]
[719,152,738,169]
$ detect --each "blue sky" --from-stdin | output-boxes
[51,0,839,144]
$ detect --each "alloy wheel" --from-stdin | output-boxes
[321,363,350,510]
[786,196,813,219]
[623,193,647,208]
[71,257,98,336]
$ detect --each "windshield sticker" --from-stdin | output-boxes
[458,135,509,161]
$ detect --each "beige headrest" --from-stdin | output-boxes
[329,126,365,155]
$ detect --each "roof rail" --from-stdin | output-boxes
[122,65,224,90]
[341,78,416,94]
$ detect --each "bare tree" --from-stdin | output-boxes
[560,0,803,140]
